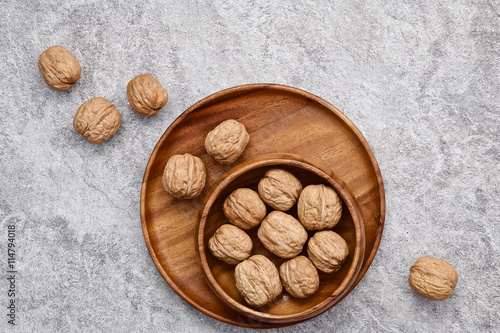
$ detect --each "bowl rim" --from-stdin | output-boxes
[197,153,366,323]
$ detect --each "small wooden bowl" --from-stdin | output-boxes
[197,153,366,324]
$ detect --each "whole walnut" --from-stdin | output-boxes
[258,169,302,211]
[297,184,343,231]
[279,256,319,298]
[161,153,206,199]
[235,255,282,307]
[38,45,81,91]
[208,224,252,265]
[409,256,458,301]
[257,211,308,259]
[73,97,121,144]
[127,74,168,117]
[307,230,349,273]
[223,188,266,230]
[205,119,249,164]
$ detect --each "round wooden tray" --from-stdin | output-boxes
[140,84,386,328]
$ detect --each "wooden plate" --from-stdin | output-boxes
[141,84,385,328]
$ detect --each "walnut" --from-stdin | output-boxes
[279,256,319,298]
[38,45,81,91]
[208,224,252,265]
[234,255,282,307]
[127,74,168,117]
[161,153,206,199]
[73,97,121,144]
[409,256,458,300]
[223,188,266,230]
[307,230,349,273]
[205,119,249,164]
[258,169,302,211]
[297,184,342,231]
[257,211,308,259]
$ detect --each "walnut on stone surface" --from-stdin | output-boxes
[258,168,302,211]
[279,255,319,298]
[409,256,458,300]
[223,188,266,230]
[127,74,168,117]
[161,153,206,199]
[205,119,249,164]
[38,45,81,91]
[257,211,308,259]
[73,97,121,144]
[297,184,342,231]
[234,255,282,307]
[208,224,252,265]
[307,230,349,273]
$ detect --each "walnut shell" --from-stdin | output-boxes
[409,256,458,300]
[307,230,349,273]
[257,211,308,258]
[161,153,206,199]
[73,97,121,144]
[208,224,252,265]
[127,74,168,117]
[297,184,342,231]
[205,119,249,164]
[223,188,266,230]
[235,255,282,307]
[279,256,319,298]
[38,45,81,91]
[258,168,302,211]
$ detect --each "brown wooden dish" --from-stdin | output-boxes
[197,154,366,324]
[140,83,385,328]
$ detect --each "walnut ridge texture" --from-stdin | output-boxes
[127,74,168,117]
[234,255,282,307]
[257,211,308,258]
[161,153,206,199]
[73,97,121,144]
[298,184,342,231]
[307,230,349,273]
[409,256,458,300]
[38,45,81,91]
[223,188,266,230]
[208,224,253,265]
[205,119,250,164]
[258,168,302,211]
[279,255,319,298]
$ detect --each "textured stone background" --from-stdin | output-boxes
[1,0,499,332]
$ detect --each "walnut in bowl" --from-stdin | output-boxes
[223,188,266,230]
[197,153,365,323]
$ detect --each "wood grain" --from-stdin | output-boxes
[197,154,365,324]
[140,83,385,328]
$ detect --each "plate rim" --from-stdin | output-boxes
[140,83,386,328]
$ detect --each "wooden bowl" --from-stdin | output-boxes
[197,153,365,324]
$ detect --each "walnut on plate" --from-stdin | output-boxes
[409,256,458,300]
[235,255,282,307]
[205,119,249,164]
[223,188,266,230]
[257,211,308,259]
[208,224,252,265]
[279,255,319,298]
[38,45,81,91]
[73,97,121,144]
[258,168,302,211]
[127,74,168,117]
[297,184,342,231]
[307,230,349,273]
[161,153,206,199]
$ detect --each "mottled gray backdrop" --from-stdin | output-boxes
[1,0,499,332]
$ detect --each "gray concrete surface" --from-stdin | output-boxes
[1,0,499,332]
